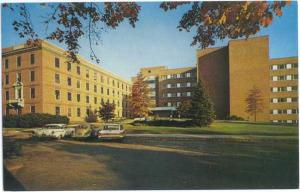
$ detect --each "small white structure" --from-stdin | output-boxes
[7,80,24,114]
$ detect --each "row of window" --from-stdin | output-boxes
[270,63,298,71]
[161,72,193,80]
[4,71,35,85]
[165,82,195,89]
[5,88,35,100]
[271,86,298,93]
[54,106,123,118]
[54,73,129,92]
[166,101,181,107]
[4,54,35,69]
[270,109,298,115]
[271,74,298,81]
[270,97,298,103]
[272,120,298,124]
[163,92,192,98]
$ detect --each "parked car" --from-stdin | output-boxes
[97,124,126,141]
[66,124,91,138]
[34,124,67,139]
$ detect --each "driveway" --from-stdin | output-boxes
[3,129,298,190]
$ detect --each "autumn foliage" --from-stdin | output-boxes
[129,73,150,118]
[98,101,116,122]
[245,86,264,122]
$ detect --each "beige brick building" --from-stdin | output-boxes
[197,36,298,123]
[2,40,131,122]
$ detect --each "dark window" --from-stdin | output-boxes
[112,80,115,86]
[77,80,80,88]
[94,85,97,93]
[67,77,72,86]
[31,106,36,113]
[77,108,81,117]
[101,98,104,104]
[5,59,8,69]
[5,91,9,100]
[86,83,89,91]
[17,56,21,67]
[86,69,89,78]
[55,107,60,115]
[107,88,109,95]
[55,57,60,68]
[67,92,72,101]
[94,97,97,104]
[77,94,80,102]
[30,71,35,81]
[5,74,9,84]
[77,66,80,74]
[86,96,89,103]
[31,88,35,98]
[30,54,35,64]
[67,63,71,71]
[86,108,90,116]
[55,74,60,83]
[17,73,22,81]
[101,87,103,94]
[55,90,60,100]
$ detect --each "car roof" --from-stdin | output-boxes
[45,124,66,126]
[104,124,121,126]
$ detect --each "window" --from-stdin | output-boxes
[117,82,120,88]
[77,80,80,88]
[272,109,278,114]
[167,75,171,79]
[86,69,89,78]
[112,80,115,86]
[94,72,97,80]
[94,97,97,104]
[55,107,60,115]
[55,57,60,68]
[292,74,298,80]
[101,98,104,104]
[177,83,181,88]
[5,74,9,84]
[86,96,90,103]
[94,85,97,93]
[68,108,72,117]
[17,56,21,67]
[31,88,35,98]
[113,90,115,96]
[167,102,172,107]
[149,83,155,88]
[286,63,292,69]
[271,98,278,103]
[101,87,104,94]
[187,92,191,97]
[30,54,35,64]
[176,102,181,107]
[55,74,60,83]
[177,92,181,97]
[286,75,292,80]
[5,59,8,69]
[107,77,109,84]
[272,76,278,81]
[101,75,104,83]
[186,72,191,77]
[17,73,22,82]
[77,108,81,117]
[77,66,80,75]
[67,77,72,86]
[86,83,89,91]
[107,88,110,95]
[55,90,60,100]
[5,91,9,100]
[167,84,171,88]
[77,94,80,102]
[167,93,172,97]
[67,63,71,71]
[187,82,191,87]
[30,71,35,82]
[31,106,36,113]
[271,65,278,70]
[67,92,72,101]
[177,74,181,78]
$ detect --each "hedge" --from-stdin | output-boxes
[3,113,69,128]
[132,119,195,127]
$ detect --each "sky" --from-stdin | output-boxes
[1,2,298,80]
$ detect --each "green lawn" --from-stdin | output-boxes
[124,121,298,136]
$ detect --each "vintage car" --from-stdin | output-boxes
[34,124,70,139]
[67,124,93,138]
[97,124,126,141]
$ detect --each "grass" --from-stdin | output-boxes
[124,121,298,136]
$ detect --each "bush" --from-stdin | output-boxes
[225,115,245,121]
[3,113,69,128]
[132,119,194,127]
[85,111,98,123]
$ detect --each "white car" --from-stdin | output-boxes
[98,124,126,141]
[34,124,69,139]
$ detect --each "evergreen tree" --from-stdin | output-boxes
[129,73,150,118]
[177,100,192,118]
[98,101,115,122]
[189,81,215,126]
[245,86,263,122]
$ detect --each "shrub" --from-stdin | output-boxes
[85,110,98,123]
[225,115,245,121]
[3,113,69,128]
[132,119,194,127]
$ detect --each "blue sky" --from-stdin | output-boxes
[2,2,298,80]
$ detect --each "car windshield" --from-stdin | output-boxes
[103,125,119,130]
[45,125,64,129]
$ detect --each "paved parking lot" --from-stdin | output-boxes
[3,129,298,190]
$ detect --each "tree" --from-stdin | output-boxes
[177,100,192,118]
[85,109,98,123]
[98,101,115,122]
[3,2,289,63]
[129,73,150,118]
[189,81,215,126]
[245,86,264,122]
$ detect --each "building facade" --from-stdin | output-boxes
[197,36,298,123]
[135,66,197,117]
[2,40,131,122]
